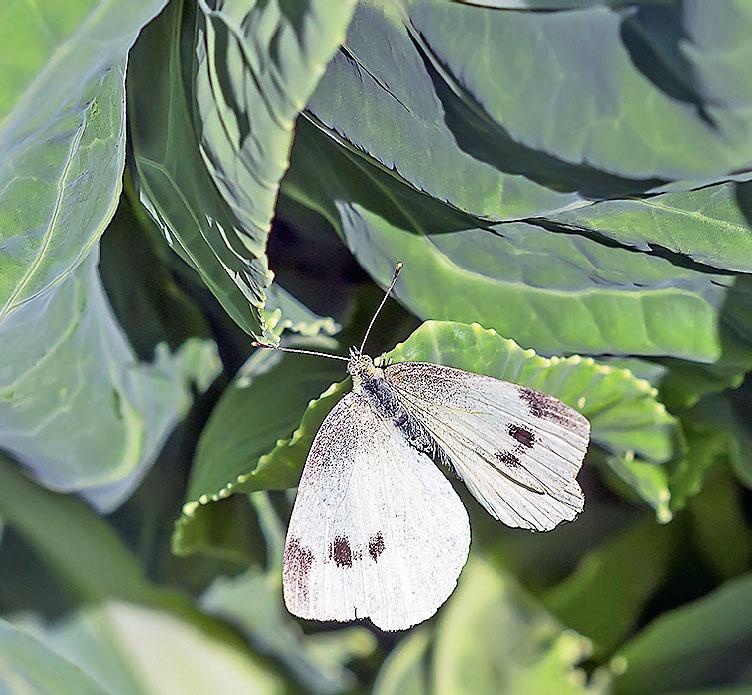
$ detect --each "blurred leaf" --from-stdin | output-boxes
[542,519,675,658]
[285,120,750,361]
[129,0,354,338]
[0,252,220,511]
[687,472,752,581]
[0,454,291,692]
[549,182,752,274]
[16,601,287,695]
[0,453,153,604]
[373,628,431,695]
[431,557,601,694]
[261,321,678,512]
[200,493,376,694]
[671,394,752,509]
[614,574,752,694]
[0,0,167,320]
[0,618,107,695]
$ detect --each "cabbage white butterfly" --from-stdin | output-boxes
[253,264,589,631]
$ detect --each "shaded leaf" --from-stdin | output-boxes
[602,452,672,523]
[0,252,220,511]
[687,472,752,581]
[614,574,752,694]
[542,519,676,658]
[174,343,345,556]
[0,453,153,604]
[0,0,167,321]
[373,628,431,695]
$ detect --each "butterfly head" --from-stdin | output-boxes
[347,349,381,387]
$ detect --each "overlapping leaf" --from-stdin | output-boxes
[285,120,752,361]
[0,619,108,695]
[0,0,167,320]
[0,454,290,693]
[128,0,354,338]
[305,1,752,226]
[431,558,605,695]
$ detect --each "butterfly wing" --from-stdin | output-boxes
[283,391,470,631]
[385,362,589,532]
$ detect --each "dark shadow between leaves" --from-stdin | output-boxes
[407,29,666,200]
[618,1,717,129]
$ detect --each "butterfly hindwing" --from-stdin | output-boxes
[283,391,470,631]
[385,362,589,532]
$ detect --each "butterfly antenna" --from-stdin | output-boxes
[251,342,350,362]
[359,262,403,354]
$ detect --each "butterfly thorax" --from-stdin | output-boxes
[348,352,452,468]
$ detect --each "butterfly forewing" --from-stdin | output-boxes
[385,362,589,532]
[283,391,470,631]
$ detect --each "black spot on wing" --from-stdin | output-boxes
[368,532,385,561]
[508,423,535,449]
[329,536,353,568]
[283,536,314,598]
[518,386,580,430]
[495,450,521,468]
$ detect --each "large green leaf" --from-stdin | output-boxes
[0,619,108,695]
[0,0,167,321]
[129,0,354,338]
[194,321,677,527]
[304,1,752,226]
[0,253,220,511]
[285,120,749,361]
[614,574,752,694]
[194,0,356,247]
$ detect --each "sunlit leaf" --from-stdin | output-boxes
[0,0,167,320]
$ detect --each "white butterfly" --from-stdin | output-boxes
[254,265,590,631]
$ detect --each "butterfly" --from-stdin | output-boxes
[253,264,590,631]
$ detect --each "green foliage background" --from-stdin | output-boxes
[2,0,752,692]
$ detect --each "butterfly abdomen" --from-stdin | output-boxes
[359,373,453,468]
